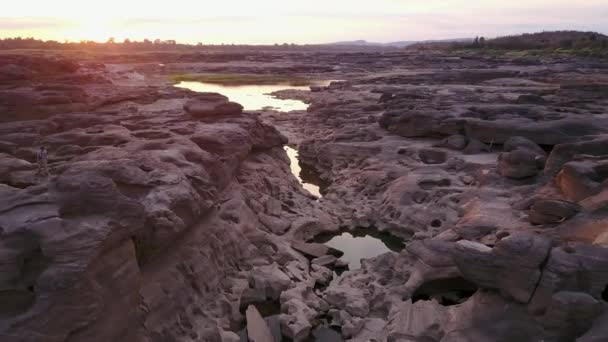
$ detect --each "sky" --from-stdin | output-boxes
[1,0,607,44]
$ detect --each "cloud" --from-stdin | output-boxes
[0,17,66,30]
[0,1,607,43]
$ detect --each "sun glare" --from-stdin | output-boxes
[61,16,118,42]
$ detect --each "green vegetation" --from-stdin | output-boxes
[169,73,313,86]
[474,31,608,51]
[453,47,608,59]
[409,31,608,58]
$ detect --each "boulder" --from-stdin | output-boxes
[310,264,333,286]
[452,233,551,303]
[418,148,448,164]
[503,136,546,156]
[248,263,291,300]
[323,285,369,317]
[246,305,275,342]
[378,93,394,103]
[516,94,547,104]
[184,99,243,117]
[279,284,327,341]
[312,326,343,342]
[387,300,448,342]
[310,86,323,92]
[578,310,608,342]
[463,138,491,154]
[291,241,342,258]
[544,137,608,177]
[529,199,581,225]
[0,64,34,81]
[538,291,602,341]
[498,148,543,179]
[439,135,467,150]
[556,161,606,202]
[311,255,338,267]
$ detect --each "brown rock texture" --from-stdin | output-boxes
[2,46,608,342]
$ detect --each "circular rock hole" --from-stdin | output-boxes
[431,219,442,228]
[412,277,479,306]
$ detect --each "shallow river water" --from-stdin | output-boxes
[176,81,312,111]
[315,228,405,270]
[178,80,403,272]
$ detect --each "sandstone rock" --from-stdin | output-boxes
[402,240,461,298]
[240,288,267,311]
[439,135,467,150]
[556,161,606,202]
[465,117,607,146]
[463,138,491,154]
[246,305,275,342]
[312,326,343,342]
[503,136,546,156]
[323,285,369,317]
[539,291,602,341]
[341,319,364,339]
[248,263,291,300]
[290,217,323,241]
[418,148,447,164]
[387,299,447,342]
[529,245,608,313]
[529,199,581,225]
[310,86,323,92]
[558,207,608,244]
[280,284,328,341]
[184,98,244,117]
[291,241,342,259]
[312,255,338,267]
[544,136,608,177]
[578,310,608,342]
[0,64,34,81]
[498,148,542,179]
[517,94,547,104]
[310,264,333,286]
[452,233,552,303]
[378,93,394,103]
[350,318,387,341]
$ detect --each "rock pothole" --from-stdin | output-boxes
[411,277,479,306]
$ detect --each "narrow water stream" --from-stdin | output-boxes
[284,146,322,198]
[178,78,404,341]
[177,79,326,197]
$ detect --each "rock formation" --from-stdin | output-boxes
[1,48,608,342]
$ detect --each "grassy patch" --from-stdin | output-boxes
[169,73,313,86]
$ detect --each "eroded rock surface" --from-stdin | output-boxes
[2,49,608,342]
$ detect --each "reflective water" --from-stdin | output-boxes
[284,146,321,198]
[176,81,312,111]
[314,228,405,270]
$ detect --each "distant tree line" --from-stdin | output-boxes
[0,37,205,50]
[464,31,608,50]
[408,31,608,53]
[0,37,356,52]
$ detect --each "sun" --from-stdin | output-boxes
[62,16,119,42]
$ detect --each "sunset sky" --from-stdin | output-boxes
[1,0,607,44]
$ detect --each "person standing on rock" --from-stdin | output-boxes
[36,146,49,176]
